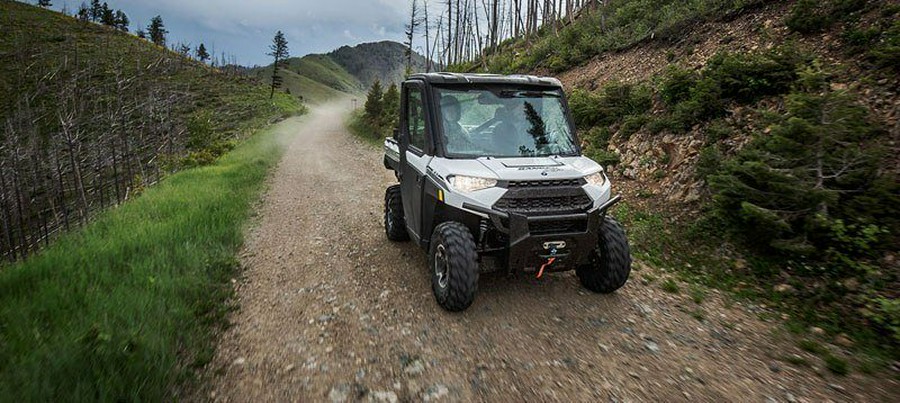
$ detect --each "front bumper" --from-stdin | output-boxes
[463,195,621,272]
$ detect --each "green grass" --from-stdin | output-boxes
[0,120,293,401]
[824,355,850,375]
[661,279,680,294]
[346,109,386,146]
[285,54,362,93]
[251,53,365,104]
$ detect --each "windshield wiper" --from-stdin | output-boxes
[498,90,561,98]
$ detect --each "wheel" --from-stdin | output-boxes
[577,216,632,293]
[384,185,410,242]
[429,222,479,312]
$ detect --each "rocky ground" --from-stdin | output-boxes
[198,101,897,402]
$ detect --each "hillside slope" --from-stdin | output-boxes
[461,0,899,366]
[251,40,431,103]
[0,0,301,261]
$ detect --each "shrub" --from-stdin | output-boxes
[704,50,801,103]
[656,48,808,133]
[865,297,900,344]
[696,146,722,180]
[785,0,831,34]
[709,85,888,259]
[659,65,699,106]
[868,20,900,70]
[568,82,651,129]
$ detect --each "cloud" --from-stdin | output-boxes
[94,0,412,65]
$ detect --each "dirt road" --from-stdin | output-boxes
[202,102,896,402]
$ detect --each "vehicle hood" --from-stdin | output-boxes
[474,156,602,181]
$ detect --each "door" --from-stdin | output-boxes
[399,83,432,242]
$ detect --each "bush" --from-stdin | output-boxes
[656,48,807,133]
[659,65,699,106]
[709,85,889,259]
[868,20,900,70]
[568,82,651,129]
[785,0,831,34]
[696,146,722,180]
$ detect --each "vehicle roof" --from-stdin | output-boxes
[407,72,563,87]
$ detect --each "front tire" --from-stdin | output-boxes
[577,216,631,293]
[384,185,409,241]
[429,222,479,312]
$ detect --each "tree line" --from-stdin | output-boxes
[29,1,226,67]
[402,0,604,71]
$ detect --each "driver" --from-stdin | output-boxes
[441,96,472,151]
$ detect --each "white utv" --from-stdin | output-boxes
[383,73,631,312]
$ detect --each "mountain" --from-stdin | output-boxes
[251,40,432,103]
[327,40,431,88]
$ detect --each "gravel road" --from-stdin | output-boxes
[201,101,897,402]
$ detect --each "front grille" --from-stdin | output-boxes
[506,178,586,188]
[529,218,588,235]
[494,194,592,214]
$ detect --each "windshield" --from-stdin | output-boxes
[436,86,578,158]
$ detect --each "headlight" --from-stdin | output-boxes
[448,175,497,193]
[585,171,606,187]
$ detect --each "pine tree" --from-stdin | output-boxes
[178,43,191,57]
[709,68,888,256]
[382,83,401,135]
[267,31,290,99]
[196,43,210,63]
[100,3,115,26]
[113,10,129,31]
[136,29,146,39]
[37,0,52,8]
[147,16,167,47]
[76,2,90,21]
[364,80,385,128]
[89,0,101,22]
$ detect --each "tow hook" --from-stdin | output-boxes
[536,257,556,279]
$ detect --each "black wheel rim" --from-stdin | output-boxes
[434,244,449,289]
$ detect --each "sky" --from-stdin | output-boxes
[51,0,412,66]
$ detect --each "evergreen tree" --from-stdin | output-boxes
[76,2,90,21]
[196,43,210,63]
[364,80,385,127]
[267,31,289,99]
[37,0,52,8]
[136,29,146,39]
[89,0,101,22]
[178,43,191,57]
[382,83,400,135]
[709,68,890,257]
[100,3,115,26]
[114,10,129,31]
[147,16,167,47]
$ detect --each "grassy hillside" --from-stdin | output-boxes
[251,53,363,103]
[286,54,362,93]
[0,0,302,261]
[251,40,432,103]
[253,65,351,103]
[459,0,900,367]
